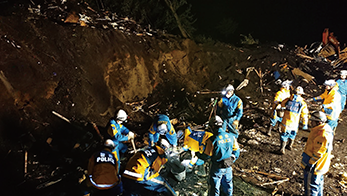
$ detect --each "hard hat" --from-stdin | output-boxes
[310,111,327,123]
[116,109,128,121]
[158,123,168,135]
[225,84,234,92]
[341,70,347,76]
[158,138,171,152]
[295,86,304,95]
[281,80,292,88]
[104,139,115,150]
[210,115,223,127]
[323,79,336,87]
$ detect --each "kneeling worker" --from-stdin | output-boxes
[122,139,177,196]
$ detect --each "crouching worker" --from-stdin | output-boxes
[86,139,123,196]
[122,139,177,196]
[278,86,309,155]
[198,115,240,196]
[301,111,333,196]
[182,126,213,177]
[148,114,177,150]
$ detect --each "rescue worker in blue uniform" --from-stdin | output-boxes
[108,109,135,171]
[182,126,213,176]
[308,80,341,131]
[198,115,240,196]
[148,114,177,149]
[301,111,333,196]
[216,84,243,138]
[122,139,177,196]
[336,70,347,111]
[86,139,123,196]
[278,86,309,154]
[267,80,292,136]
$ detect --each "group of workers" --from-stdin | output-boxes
[269,70,347,195]
[83,69,347,196]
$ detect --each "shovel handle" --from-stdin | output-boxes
[131,139,137,153]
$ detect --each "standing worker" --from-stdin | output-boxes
[198,115,240,196]
[86,139,123,196]
[278,86,309,155]
[307,80,341,131]
[108,109,135,171]
[182,126,213,176]
[267,80,292,136]
[122,139,177,196]
[336,70,347,111]
[216,84,243,138]
[148,114,177,150]
[301,111,334,196]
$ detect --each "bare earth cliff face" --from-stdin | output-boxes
[1,4,347,196]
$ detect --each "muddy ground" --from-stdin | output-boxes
[0,1,347,196]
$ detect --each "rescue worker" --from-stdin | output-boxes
[267,80,292,136]
[86,139,123,196]
[278,86,309,155]
[216,84,243,138]
[148,114,177,150]
[301,111,333,196]
[308,79,341,131]
[336,70,347,111]
[198,115,240,196]
[122,139,177,196]
[108,109,135,171]
[182,126,213,177]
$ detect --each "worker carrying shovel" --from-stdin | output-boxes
[216,84,243,138]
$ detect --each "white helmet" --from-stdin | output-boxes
[323,79,336,87]
[310,111,327,123]
[116,109,128,121]
[281,80,292,88]
[295,86,304,95]
[225,84,234,92]
[340,70,347,76]
[104,139,115,150]
[158,124,168,135]
[210,115,223,127]
[159,138,171,151]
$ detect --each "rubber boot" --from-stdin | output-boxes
[286,139,294,150]
[279,141,287,155]
[196,164,207,177]
[267,126,273,136]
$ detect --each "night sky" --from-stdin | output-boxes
[191,0,347,47]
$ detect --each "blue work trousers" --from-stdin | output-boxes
[122,176,176,196]
[270,110,282,127]
[224,119,238,138]
[304,169,324,196]
[280,129,297,142]
[341,94,346,111]
[327,119,338,132]
[209,165,233,196]
[112,142,128,171]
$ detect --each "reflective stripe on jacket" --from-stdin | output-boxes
[279,94,309,132]
[122,145,167,181]
[301,123,333,175]
[183,126,213,153]
[314,84,341,120]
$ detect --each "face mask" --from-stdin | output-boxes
[226,92,233,98]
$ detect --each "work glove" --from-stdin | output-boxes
[128,131,135,140]
[232,120,239,130]
[302,125,308,130]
